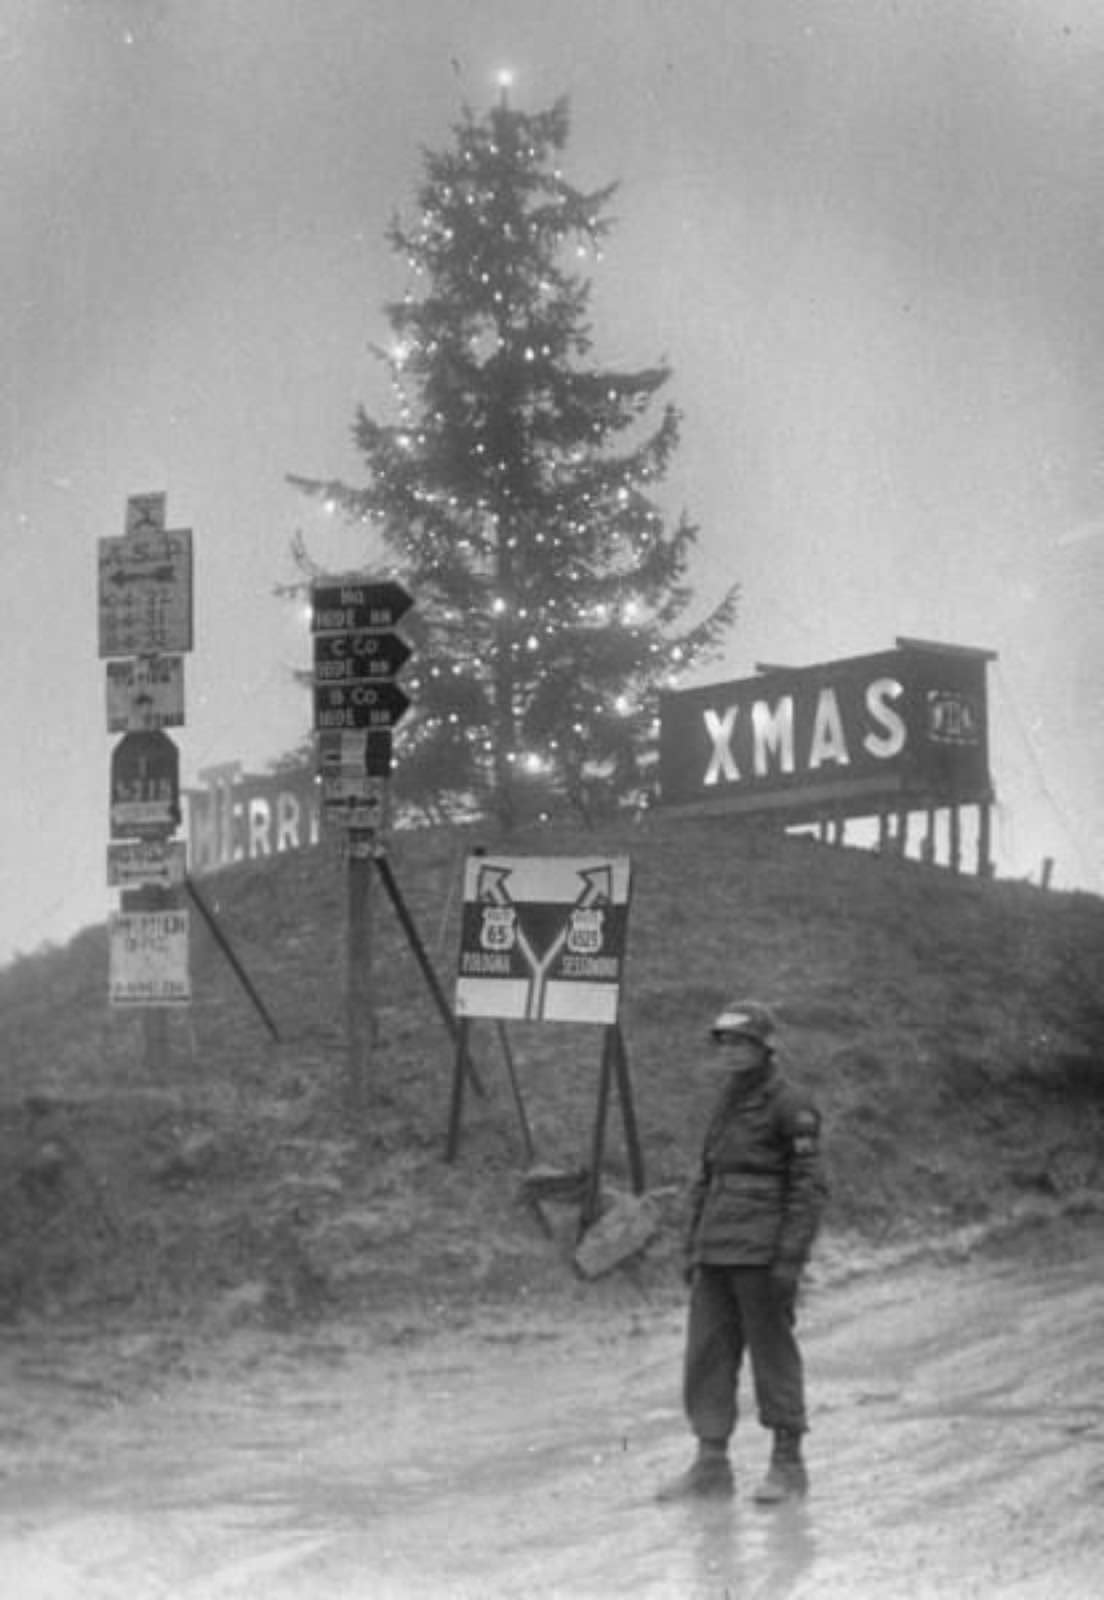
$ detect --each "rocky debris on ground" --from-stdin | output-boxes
[574,1191,661,1279]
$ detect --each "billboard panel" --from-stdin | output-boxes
[659,641,994,820]
[185,767,321,874]
[455,855,632,1024]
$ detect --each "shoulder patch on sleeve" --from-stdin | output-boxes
[789,1106,821,1155]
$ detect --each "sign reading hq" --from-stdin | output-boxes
[658,640,995,821]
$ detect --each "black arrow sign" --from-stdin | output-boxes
[313,680,411,731]
[312,629,412,680]
[311,579,414,633]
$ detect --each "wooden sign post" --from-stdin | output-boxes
[99,494,194,1070]
[310,577,414,1119]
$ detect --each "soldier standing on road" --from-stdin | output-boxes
[658,999,828,1505]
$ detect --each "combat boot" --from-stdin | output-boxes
[655,1439,734,1502]
[752,1428,808,1504]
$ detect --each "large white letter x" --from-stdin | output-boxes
[703,706,740,785]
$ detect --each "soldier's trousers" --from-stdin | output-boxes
[683,1264,807,1443]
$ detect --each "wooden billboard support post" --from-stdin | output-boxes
[921,806,937,865]
[949,803,962,875]
[877,808,890,854]
[977,799,993,877]
[896,808,910,857]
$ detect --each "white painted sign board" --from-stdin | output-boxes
[105,655,185,732]
[455,855,632,1024]
[107,839,187,890]
[109,909,191,1006]
[98,528,194,657]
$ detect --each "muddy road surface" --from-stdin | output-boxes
[1,1215,1101,1599]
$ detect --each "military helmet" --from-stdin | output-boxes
[710,999,776,1046]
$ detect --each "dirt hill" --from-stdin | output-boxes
[1,813,1102,1328]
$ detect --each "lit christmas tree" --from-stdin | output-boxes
[290,89,737,829]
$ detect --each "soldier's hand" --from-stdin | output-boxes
[768,1260,801,1306]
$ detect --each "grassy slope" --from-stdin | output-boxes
[1,813,1101,1324]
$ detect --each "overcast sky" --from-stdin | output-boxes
[3,0,1103,964]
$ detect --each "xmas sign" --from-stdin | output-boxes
[658,640,994,822]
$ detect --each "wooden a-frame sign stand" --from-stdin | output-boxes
[446,1017,646,1232]
[354,842,640,1188]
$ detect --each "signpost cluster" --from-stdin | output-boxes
[310,576,413,851]
[99,493,193,1022]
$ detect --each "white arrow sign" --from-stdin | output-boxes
[98,529,194,658]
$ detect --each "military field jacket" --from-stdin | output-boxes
[686,1062,827,1269]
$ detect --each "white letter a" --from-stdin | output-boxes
[808,689,849,768]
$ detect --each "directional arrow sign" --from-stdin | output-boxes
[311,580,413,634]
[98,529,194,657]
[313,680,411,731]
[107,838,187,889]
[312,629,412,682]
